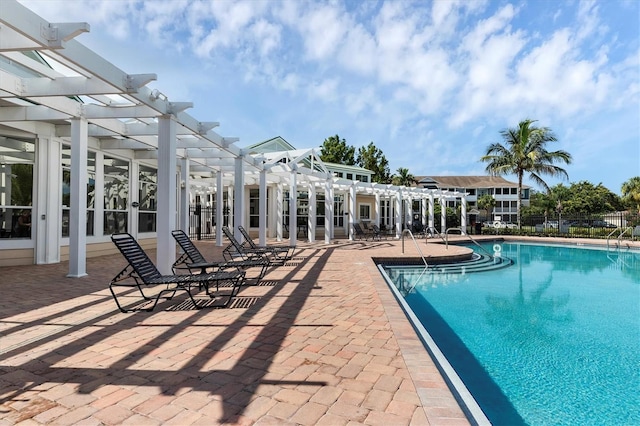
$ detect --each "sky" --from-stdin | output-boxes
[20,0,640,195]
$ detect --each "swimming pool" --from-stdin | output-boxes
[381,241,640,425]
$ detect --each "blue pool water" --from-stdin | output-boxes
[383,242,640,426]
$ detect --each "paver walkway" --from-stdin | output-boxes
[0,237,473,425]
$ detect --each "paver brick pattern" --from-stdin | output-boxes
[0,237,473,425]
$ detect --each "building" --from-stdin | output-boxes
[416,176,531,223]
[0,1,466,272]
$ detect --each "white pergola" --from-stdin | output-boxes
[0,0,467,277]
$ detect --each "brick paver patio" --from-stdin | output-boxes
[0,236,475,425]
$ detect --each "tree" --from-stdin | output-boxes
[356,142,391,183]
[480,119,572,228]
[621,176,640,212]
[319,134,355,165]
[477,194,496,222]
[391,167,415,186]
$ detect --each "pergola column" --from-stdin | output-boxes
[308,182,316,243]
[428,193,435,231]
[440,195,447,233]
[375,192,380,227]
[289,169,297,246]
[324,177,333,243]
[276,183,283,241]
[348,183,356,241]
[67,117,88,278]
[421,196,427,229]
[395,190,402,238]
[233,155,245,242]
[461,195,467,235]
[179,157,190,233]
[216,171,223,246]
[258,168,267,246]
[156,115,177,275]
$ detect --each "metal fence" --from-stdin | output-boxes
[189,205,222,240]
[475,212,639,240]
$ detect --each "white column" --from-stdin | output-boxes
[276,183,283,241]
[348,184,357,240]
[68,117,88,278]
[156,115,177,275]
[35,136,61,264]
[395,190,402,238]
[227,185,234,230]
[428,193,435,231]
[461,195,467,235]
[128,162,139,239]
[440,196,447,233]
[179,158,190,232]
[324,177,333,243]
[94,153,104,242]
[421,196,427,229]
[268,185,276,238]
[216,172,223,246]
[289,170,297,246]
[233,155,245,242]
[374,192,380,227]
[258,168,267,246]
[308,182,316,243]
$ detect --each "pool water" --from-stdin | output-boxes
[383,242,640,425]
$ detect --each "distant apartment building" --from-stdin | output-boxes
[415,176,531,223]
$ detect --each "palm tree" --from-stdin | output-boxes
[392,167,415,187]
[477,194,496,222]
[621,176,640,212]
[481,119,572,229]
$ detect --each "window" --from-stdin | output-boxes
[248,189,268,228]
[510,188,517,195]
[495,188,502,195]
[104,156,129,234]
[359,203,371,220]
[61,147,96,237]
[0,138,34,239]
[468,189,476,195]
[346,173,353,180]
[138,165,156,232]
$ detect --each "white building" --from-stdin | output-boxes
[416,176,531,223]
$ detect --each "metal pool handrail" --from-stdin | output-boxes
[445,227,496,259]
[401,229,429,268]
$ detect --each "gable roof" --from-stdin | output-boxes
[246,136,296,153]
[416,175,530,189]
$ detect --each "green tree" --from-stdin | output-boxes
[391,167,415,186]
[356,142,391,183]
[621,176,640,212]
[557,181,621,214]
[319,134,355,165]
[481,119,572,228]
[477,194,496,222]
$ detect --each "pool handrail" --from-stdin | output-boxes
[401,228,429,268]
[607,226,632,250]
[445,227,496,259]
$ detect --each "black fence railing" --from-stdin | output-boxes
[475,212,639,240]
[189,205,224,240]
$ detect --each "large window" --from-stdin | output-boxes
[138,165,156,232]
[359,203,371,220]
[249,189,269,228]
[0,138,34,239]
[104,156,129,234]
[62,146,96,237]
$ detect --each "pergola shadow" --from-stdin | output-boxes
[0,245,335,423]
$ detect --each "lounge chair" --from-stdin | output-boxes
[171,229,269,284]
[221,226,287,266]
[371,224,386,240]
[237,225,295,263]
[353,223,375,241]
[109,233,245,312]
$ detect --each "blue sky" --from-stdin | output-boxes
[22,0,639,195]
